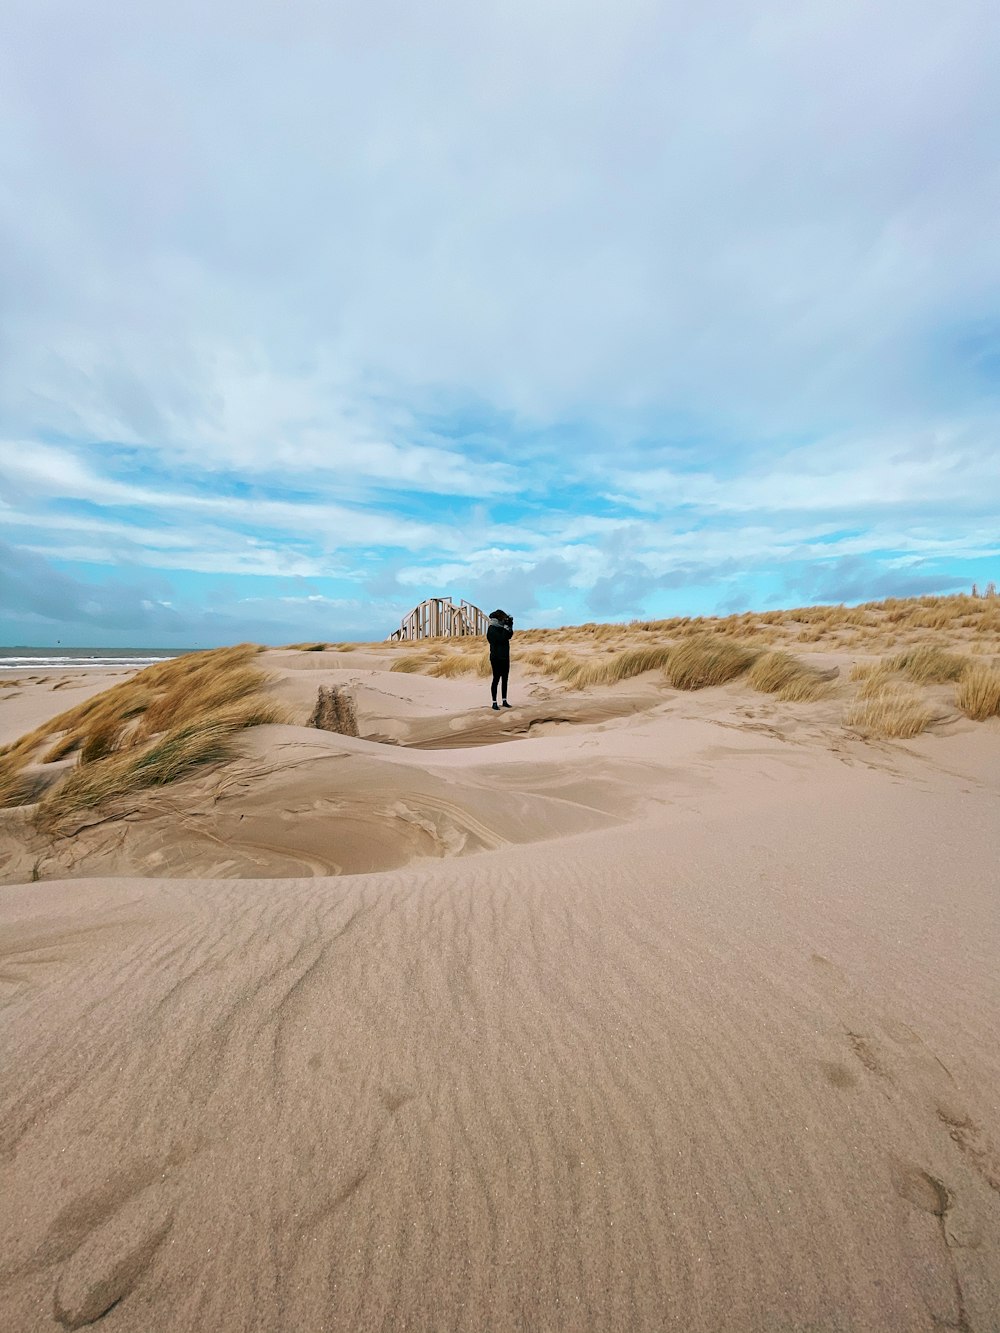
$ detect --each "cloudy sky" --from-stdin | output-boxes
[1,0,998,645]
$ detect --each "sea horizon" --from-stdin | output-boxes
[0,646,190,671]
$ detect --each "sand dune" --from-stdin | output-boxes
[1,615,999,1330]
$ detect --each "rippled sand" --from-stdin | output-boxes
[1,650,998,1331]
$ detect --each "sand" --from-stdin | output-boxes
[1,646,998,1331]
[0,670,130,747]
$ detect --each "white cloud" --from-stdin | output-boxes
[0,441,456,551]
[2,0,999,454]
[606,418,1000,516]
[0,2,998,635]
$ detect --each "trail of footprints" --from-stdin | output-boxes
[812,952,1000,1331]
[813,953,1000,1202]
[813,952,999,1203]
[17,944,997,1329]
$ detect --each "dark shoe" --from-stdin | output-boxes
[502,700,512,708]
[492,702,500,710]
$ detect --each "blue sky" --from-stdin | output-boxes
[1,1,998,646]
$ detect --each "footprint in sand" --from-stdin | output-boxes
[937,1103,1000,1198]
[893,1162,976,1329]
[379,1085,415,1114]
[845,1031,894,1081]
[817,1060,858,1089]
[894,1161,950,1217]
[52,1187,174,1329]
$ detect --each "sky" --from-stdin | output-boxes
[1,0,998,646]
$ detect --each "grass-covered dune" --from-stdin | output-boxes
[2,592,999,829]
[0,645,288,828]
[373,592,1000,738]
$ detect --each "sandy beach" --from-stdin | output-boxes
[1,616,999,1331]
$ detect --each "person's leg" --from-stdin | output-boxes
[491,664,500,705]
[501,667,510,705]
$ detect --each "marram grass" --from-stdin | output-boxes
[36,695,290,831]
[844,685,934,739]
[0,645,280,821]
[956,664,1000,721]
[664,637,760,691]
[888,645,969,684]
[747,650,832,702]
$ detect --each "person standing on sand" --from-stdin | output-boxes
[487,609,514,709]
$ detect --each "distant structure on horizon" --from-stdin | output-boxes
[387,597,490,641]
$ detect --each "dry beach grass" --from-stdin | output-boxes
[956,662,1000,721]
[844,683,938,739]
[0,645,287,826]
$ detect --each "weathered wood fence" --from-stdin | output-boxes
[387,598,490,641]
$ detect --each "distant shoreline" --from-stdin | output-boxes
[0,647,188,672]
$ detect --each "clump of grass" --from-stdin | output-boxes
[519,649,558,671]
[0,766,36,809]
[845,684,934,739]
[748,651,806,692]
[308,686,359,737]
[888,645,969,684]
[79,719,126,764]
[201,697,291,730]
[26,683,156,767]
[460,650,493,678]
[285,642,328,651]
[2,649,255,791]
[139,662,264,735]
[746,650,810,693]
[428,653,481,678]
[390,654,430,673]
[777,671,834,703]
[138,644,259,692]
[0,644,278,815]
[601,644,675,682]
[386,646,496,677]
[36,695,288,832]
[559,644,675,689]
[8,679,151,765]
[665,637,759,690]
[542,655,589,688]
[747,651,832,702]
[956,664,1000,721]
[856,666,897,699]
[849,660,885,682]
[41,732,82,763]
[37,722,233,831]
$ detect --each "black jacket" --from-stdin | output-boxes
[487,620,513,666]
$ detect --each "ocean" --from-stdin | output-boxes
[0,647,187,673]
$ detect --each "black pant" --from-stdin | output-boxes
[491,663,509,701]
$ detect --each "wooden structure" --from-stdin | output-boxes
[388,597,490,641]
